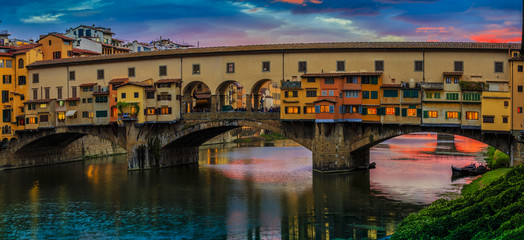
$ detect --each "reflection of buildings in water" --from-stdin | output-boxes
[278,172,416,240]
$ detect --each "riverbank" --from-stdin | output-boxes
[461,168,512,195]
[391,165,524,239]
[233,132,286,143]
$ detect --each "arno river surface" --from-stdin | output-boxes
[0,133,488,239]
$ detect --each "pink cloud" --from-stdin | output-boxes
[469,28,521,43]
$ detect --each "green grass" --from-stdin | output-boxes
[461,168,512,195]
[391,165,524,240]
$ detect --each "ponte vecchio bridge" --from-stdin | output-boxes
[0,42,523,172]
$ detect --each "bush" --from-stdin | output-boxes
[391,165,524,239]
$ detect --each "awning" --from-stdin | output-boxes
[65,110,77,117]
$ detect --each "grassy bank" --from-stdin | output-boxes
[391,165,524,239]
[461,168,512,195]
[484,146,510,169]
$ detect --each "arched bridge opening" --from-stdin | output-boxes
[0,127,126,170]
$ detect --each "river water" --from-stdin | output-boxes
[0,133,487,239]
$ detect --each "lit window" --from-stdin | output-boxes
[466,112,478,120]
[446,111,459,119]
[428,111,438,118]
[147,108,155,115]
[320,105,330,113]
[57,112,65,121]
[386,108,395,115]
[39,104,47,108]
[407,109,417,117]
[28,117,36,124]
[367,108,377,115]
[305,106,315,114]
[286,107,299,114]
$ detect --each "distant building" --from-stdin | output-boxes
[63,25,131,55]
[126,41,154,53]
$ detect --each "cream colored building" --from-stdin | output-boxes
[25,42,521,133]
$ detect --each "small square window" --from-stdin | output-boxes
[128,67,136,77]
[298,61,307,72]
[226,63,235,73]
[518,86,523,92]
[262,62,270,72]
[336,61,345,71]
[121,93,126,99]
[454,61,463,72]
[193,64,200,74]
[69,71,75,81]
[134,92,139,98]
[159,66,167,76]
[518,65,523,72]
[375,60,384,71]
[97,69,104,80]
[494,62,503,73]
[414,60,423,71]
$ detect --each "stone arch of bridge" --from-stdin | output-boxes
[341,125,512,157]
[157,119,311,151]
[10,126,126,154]
[215,80,244,110]
[249,79,276,110]
[182,81,212,113]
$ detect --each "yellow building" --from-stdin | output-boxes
[482,81,511,132]
[116,79,181,124]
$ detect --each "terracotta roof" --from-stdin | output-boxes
[39,33,75,42]
[16,114,25,118]
[116,81,153,88]
[0,52,12,56]
[109,78,129,84]
[93,91,109,96]
[26,42,522,69]
[79,83,97,87]
[302,72,383,78]
[115,46,131,51]
[65,97,80,101]
[443,71,463,76]
[156,78,181,84]
[313,98,337,104]
[73,48,101,55]
[24,98,56,104]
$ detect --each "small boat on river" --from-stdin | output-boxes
[451,163,489,176]
[358,162,376,170]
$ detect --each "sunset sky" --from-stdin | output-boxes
[0,0,521,47]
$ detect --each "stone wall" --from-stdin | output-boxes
[64,135,126,159]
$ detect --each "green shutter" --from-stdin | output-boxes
[458,112,461,119]
[417,109,422,117]
[402,108,407,117]
[377,107,385,116]
[362,107,368,115]
[395,107,400,116]
[423,110,428,118]
[26,118,29,124]
[371,76,378,84]
[445,111,448,119]
[35,117,38,124]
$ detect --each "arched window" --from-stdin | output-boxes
[18,59,24,69]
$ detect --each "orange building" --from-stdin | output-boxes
[37,34,74,60]
[360,73,383,123]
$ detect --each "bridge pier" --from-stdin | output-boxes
[510,139,524,166]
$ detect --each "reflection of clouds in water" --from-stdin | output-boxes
[370,134,486,205]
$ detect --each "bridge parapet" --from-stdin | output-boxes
[182,112,280,120]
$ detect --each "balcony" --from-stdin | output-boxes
[420,82,443,90]
[281,80,301,89]
[118,113,138,121]
[460,81,486,91]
